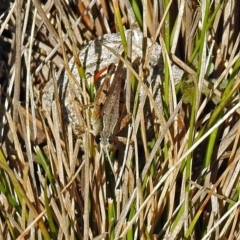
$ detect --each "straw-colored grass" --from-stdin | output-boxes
[0,0,240,239]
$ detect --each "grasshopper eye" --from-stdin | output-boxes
[108,135,114,145]
[95,134,101,144]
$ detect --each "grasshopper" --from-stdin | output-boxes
[92,58,128,153]
[91,63,116,137]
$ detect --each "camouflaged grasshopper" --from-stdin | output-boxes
[91,58,129,153]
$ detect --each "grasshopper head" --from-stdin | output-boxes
[95,131,114,149]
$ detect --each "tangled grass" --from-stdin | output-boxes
[0,0,239,239]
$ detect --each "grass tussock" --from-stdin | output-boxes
[0,0,240,239]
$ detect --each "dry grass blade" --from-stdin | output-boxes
[13,0,22,122]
